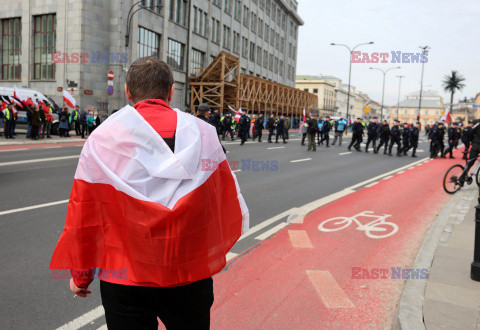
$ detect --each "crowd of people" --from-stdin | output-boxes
[194,106,476,161]
[0,98,101,140]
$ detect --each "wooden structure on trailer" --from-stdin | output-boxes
[189,51,317,116]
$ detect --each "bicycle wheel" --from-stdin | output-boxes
[366,222,399,239]
[318,217,351,232]
[476,167,480,187]
[443,164,464,194]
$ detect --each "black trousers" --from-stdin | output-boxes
[239,128,248,144]
[389,137,402,154]
[75,121,82,135]
[348,134,362,150]
[81,123,88,138]
[222,128,234,141]
[377,137,389,153]
[100,277,214,330]
[319,133,330,146]
[267,128,274,142]
[365,135,377,150]
[301,133,307,145]
[276,131,286,143]
[285,129,289,140]
[255,127,263,141]
[463,140,471,158]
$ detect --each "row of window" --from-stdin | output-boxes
[1,15,55,80]
[396,109,441,116]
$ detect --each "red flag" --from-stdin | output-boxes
[63,90,76,108]
[302,109,306,122]
[50,105,249,286]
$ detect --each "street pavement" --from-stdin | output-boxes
[0,131,460,329]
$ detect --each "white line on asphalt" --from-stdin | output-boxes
[397,170,405,174]
[226,252,238,261]
[339,152,351,156]
[267,147,285,150]
[0,148,30,153]
[56,305,105,330]
[0,200,69,217]
[382,175,394,180]
[290,158,311,163]
[232,170,242,173]
[365,182,378,188]
[0,155,79,167]
[255,222,289,240]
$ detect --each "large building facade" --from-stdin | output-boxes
[390,90,445,126]
[295,75,336,117]
[0,0,302,115]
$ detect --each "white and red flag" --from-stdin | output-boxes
[50,105,249,286]
[302,109,306,122]
[441,109,452,125]
[63,90,76,108]
[13,85,26,101]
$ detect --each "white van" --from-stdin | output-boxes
[0,87,61,134]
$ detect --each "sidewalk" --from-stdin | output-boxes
[0,131,85,150]
[422,185,480,329]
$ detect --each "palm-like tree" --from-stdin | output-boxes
[442,70,466,112]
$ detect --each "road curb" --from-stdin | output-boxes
[394,186,474,330]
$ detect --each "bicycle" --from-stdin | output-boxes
[318,211,398,239]
[443,157,480,194]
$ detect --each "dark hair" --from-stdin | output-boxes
[126,56,174,103]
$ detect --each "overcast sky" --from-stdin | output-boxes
[296,0,480,106]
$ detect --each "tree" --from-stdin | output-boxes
[442,70,466,113]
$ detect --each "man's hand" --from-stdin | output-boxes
[70,278,91,298]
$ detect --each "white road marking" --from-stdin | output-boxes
[232,169,242,173]
[339,152,352,156]
[255,222,288,240]
[56,305,105,330]
[306,270,354,308]
[268,147,285,150]
[365,182,378,188]
[226,252,238,261]
[397,170,405,174]
[290,158,311,163]
[288,230,314,248]
[382,175,394,180]
[0,200,69,217]
[0,155,79,167]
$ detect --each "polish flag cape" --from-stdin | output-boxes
[50,105,249,286]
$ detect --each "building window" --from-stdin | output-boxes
[137,27,160,58]
[224,0,232,14]
[141,0,162,14]
[234,0,242,21]
[265,0,271,16]
[167,39,185,70]
[193,7,207,37]
[233,32,240,54]
[223,25,231,49]
[269,53,273,71]
[256,46,262,65]
[169,0,187,26]
[211,18,220,44]
[212,0,221,8]
[241,37,248,58]
[249,42,255,62]
[190,49,205,75]
[258,19,263,38]
[313,88,318,94]
[33,14,56,80]
[264,23,269,41]
[279,60,283,77]
[263,50,268,68]
[1,17,21,80]
[251,13,257,33]
[303,88,309,92]
[243,5,249,27]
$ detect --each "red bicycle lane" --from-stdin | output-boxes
[210,153,464,329]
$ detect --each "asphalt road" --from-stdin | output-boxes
[0,132,433,329]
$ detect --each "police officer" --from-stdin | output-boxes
[284,116,291,140]
[430,122,446,159]
[389,120,403,157]
[375,120,391,154]
[460,122,480,183]
[4,102,15,139]
[276,115,287,144]
[254,113,264,142]
[348,118,364,152]
[444,122,461,159]
[238,112,251,145]
[196,103,210,122]
[402,122,411,156]
[409,122,421,158]
[73,105,81,136]
[266,114,275,143]
[365,117,379,153]
[222,112,234,141]
[317,117,324,145]
[208,108,222,136]
[461,121,474,160]
[319,116,332,147]
[332,117,347,146]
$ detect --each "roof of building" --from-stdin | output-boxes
[407,90,441,98]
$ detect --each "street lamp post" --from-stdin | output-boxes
[418,46,430,121]
[369,66,401,121]
[125,1,164,48]
[331,41,374,121]
[396,75,405,120]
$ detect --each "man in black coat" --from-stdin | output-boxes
[348,118,364,152]
[402,122,411,156]
[306,116,319,151]
[222,113,234,141]
[408,122,421,158]
[444,122,461,159]
[254,113,264,142]
[388,120,403,157]
[266,114,275,143]
[208,108,222,136]
[238,113,251,145]
[319,116,332,147]
[375,120,391,154]
[275,115,286,144]
[365,117,379,153]
[430,122,446,158]
[461,121,474,160]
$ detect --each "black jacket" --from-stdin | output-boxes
[391,125,402,140]
[255,117,264,129]
[306,118,319,134]
[367,122,379,136]
[351,122,364,136]
[208,112,221,128]
[379,124,391,139]
[462,126,474,143]
[266,118,275,130]
[410,127,420,144]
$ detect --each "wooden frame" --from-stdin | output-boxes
[190,51,317,116]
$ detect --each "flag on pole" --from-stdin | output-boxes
[440,108,452,125]
[228,105,242,116]
[302,109,306,122]
[63,90,76,108]
[50,105,249,286]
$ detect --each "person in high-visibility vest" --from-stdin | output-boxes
[73,105,81,136]
[4,103,15,139]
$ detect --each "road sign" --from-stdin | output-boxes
[108,70,114,81]
[84,90,93,95]
[107,86,114,96]
[416,109,420,115]
[107,80,114,86]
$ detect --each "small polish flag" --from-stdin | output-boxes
[302,108,306,122]
[63,90,76,108]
